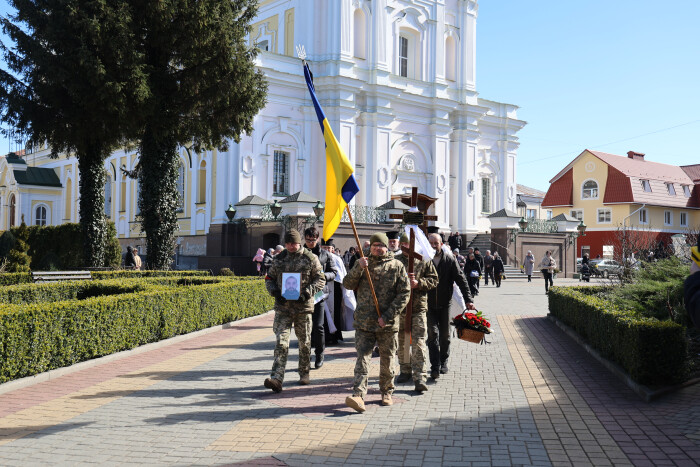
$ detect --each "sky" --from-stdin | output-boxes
[477,0,700,192]
[1,1,699,193]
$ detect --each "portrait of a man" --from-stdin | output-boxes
[282,272,301,300]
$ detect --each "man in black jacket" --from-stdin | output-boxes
[427,233,475,380]
[685,244,700,327]
[304,227,338,369]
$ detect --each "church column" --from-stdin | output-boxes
[340,0,353,61]
[457,0,477,91]
[371,0,389,72]
[497,139,519,213]
[429,109,452,230]
[211,148,228,224]
[434,2,446,83]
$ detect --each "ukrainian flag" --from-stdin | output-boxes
[303,62,359,240]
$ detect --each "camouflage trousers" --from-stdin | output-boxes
[353,329,398,398]
[270,310,312,383]
[397,310,428,383]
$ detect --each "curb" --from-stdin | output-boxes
[0,310,274,396]
[546,314,700,402]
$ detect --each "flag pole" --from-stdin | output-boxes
[345,205,382,319]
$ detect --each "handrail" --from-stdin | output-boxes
[490,239,522,267]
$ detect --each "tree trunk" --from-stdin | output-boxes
[78,153,107,268]
[139,125,179,270]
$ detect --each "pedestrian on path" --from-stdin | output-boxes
[464,252,481,297]
[492,252,504,287]
[343,233,410,413]
[427,233,474,380]
[263,230,325,393]
[394,233,438,394]
[539,251,556,293]
[483,250,494,285]
[523,250,535,282]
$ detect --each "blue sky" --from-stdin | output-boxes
[477,0,700,191]
[1,1,699,193]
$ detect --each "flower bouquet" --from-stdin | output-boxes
[451,310,492,344]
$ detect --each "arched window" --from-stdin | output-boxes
[445,36,456,81]
[353,9,366,59]
[119,173,127,212]
[104,177,112,217]
[197,160,206,203]
[9,194,15,228]
[65,179,72,220]
[176,161,185,212]
[582,180,598,199]
[35,205,47,226]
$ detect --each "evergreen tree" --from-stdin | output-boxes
[0,1,146,267]
[131,0,267,269]
[7,220,30,272]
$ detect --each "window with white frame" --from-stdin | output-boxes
[639,208,648,224]
[683,185,692,197]
[603,245,614,258]
[666,183,676,196]
[481,178,491,214]
[664,210,672,226]
[399,36,409,78]
[35,205,47,226]
[641,179,652,192]
[273,150,289,196]
[680,211,688,227]
[570,210,583,221]
[597,208,611,223]
[526,208,537,219]
[582,180,598,199]
[546,210,553,220]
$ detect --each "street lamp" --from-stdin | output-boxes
[270,200,282,220]
[313,200,324,220]
[225,204,237,223]
[510,217,528,243]
[567,220,587,246]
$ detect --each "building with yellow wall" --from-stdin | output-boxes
[542,149,700,259]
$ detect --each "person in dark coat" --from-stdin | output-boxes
[124,246,136,269]
[685,244,700,327]
[463,252,481,297]
[448,232,462,252]
[473,248,484,289]
[492,252,505,287]
[262,248,274,275]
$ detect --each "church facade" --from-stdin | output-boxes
[0,0,524,258]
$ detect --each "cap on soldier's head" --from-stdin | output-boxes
[427,226,440,235]
[321,238,334,247]
[386,231,400,240]
[284,229,302,244]
[369,232,389,248]
[399,233,409,243]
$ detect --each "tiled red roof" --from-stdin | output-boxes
[603,166,633,203]
[542,169,573,207]
[589,150,691,183]
[682,164,700,182]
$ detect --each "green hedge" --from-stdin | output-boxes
[90,270,211,280]
[548,286,687,385]
[0,278,273,383]
[0,272,32,286]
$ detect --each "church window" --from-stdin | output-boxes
[197,160,206,204]
[481,178,491,214]
[9,194,15,227]
[120,173,126,212]
[65,179,72,220]
[445,36,456,81]
[104,178,112,217]
[273,150,289,196]
[176,161,185,212]
[641,179,652,192]
[35,205,47,226]
[399,36,409,77]
[353,9,366,59]
[582,180,598,199]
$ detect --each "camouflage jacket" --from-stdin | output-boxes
[265,247,325,314]
[343,251,410,333]
[395,252,439,313]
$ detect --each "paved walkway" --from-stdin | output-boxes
[1,278,699,466]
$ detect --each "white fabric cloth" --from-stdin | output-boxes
[329,251,356,331]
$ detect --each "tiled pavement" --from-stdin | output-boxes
[1,278,699,466]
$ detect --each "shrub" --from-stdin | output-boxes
[549,286,687,385]
[0,277,273,383]
[0,230,16,258]
[219,267,235,276]
[6,222,31,273]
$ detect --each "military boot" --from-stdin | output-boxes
[299,374,310,385]
[415,381,428,393]
[264,378,282,393]
[345,395,366,413]
[381,393,393,406]
[396,372,411,383]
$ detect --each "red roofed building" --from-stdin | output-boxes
[542,149,700,259]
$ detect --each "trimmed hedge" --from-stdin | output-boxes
[0,277,273,383]
[0,269,212,286]
[548,286,687,385]
[0,273,32,286]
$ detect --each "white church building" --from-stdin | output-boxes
[0,0,525,261]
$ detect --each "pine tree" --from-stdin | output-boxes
[131,0,267,269]
[0,1,146,267]
[7,220,30,273]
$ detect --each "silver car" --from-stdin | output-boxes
[590,259,623,278]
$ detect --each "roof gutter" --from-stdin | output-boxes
[622,204,646,226]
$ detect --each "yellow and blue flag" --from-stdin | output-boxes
[303,62,359,240]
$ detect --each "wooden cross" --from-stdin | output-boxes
[389,187,439,363]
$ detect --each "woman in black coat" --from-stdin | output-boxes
[463,252,482,296]
[492,253,505,287]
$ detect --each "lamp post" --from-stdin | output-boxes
[313,200,324,220]
[509,217,528,243]
[270,200,282,220]
[225,204,237,223]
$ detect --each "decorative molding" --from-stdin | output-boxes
[377,167,389,188]
[241,155,254,178]
[437,174,447,193]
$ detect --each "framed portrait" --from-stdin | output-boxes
[281,272,301,300]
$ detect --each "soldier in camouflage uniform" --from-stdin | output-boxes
[264,229,325,393]
[343,233,410,412]
[394,233,438,393]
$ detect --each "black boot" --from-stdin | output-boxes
[396,372,411,383]
[315,354,324,369]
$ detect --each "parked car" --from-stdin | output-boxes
[589,259,623,278]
